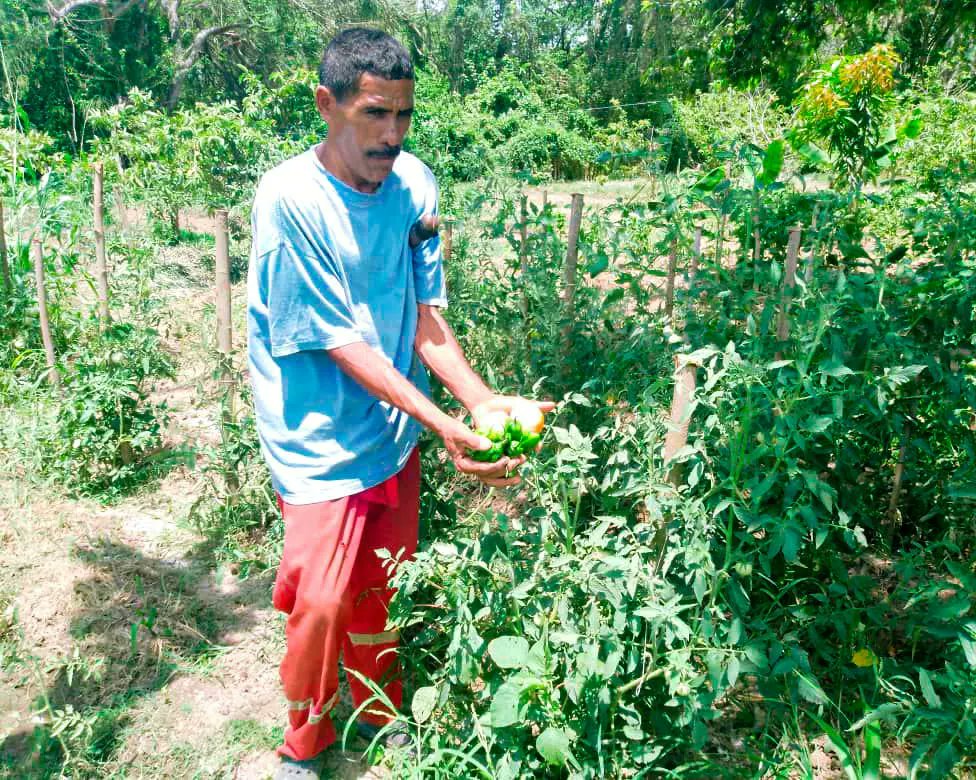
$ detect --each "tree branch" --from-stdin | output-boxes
[159,0,180,39]
[48,0,142,24]
[165,24,245,111]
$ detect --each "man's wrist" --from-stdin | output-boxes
[458,386,495,415]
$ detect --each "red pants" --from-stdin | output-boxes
[272,450,420,760]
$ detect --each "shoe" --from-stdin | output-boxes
[356,719,412,749]
[274,754,325,779]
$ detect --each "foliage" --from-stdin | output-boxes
[40,321,177,498]
[671,87,789,171]
[791,45,918,190]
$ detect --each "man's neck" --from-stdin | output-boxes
[315,142,381,194]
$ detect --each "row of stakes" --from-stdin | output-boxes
[16,171,807,489]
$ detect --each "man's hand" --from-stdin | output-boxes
[437,416,525,488]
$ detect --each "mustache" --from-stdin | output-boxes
[366,146,401,159]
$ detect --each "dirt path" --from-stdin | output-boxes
[0,241,381,779]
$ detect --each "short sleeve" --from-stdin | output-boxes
[264,241,364,358]
[412,172,448,307]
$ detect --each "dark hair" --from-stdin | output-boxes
[319,28,414,102]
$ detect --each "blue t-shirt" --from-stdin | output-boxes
[246,147,447,504]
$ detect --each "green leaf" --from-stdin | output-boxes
[758,139,785,185]
[487,636,530,669]
[411,685,438,724]
[901,117,923,139]
[536,726,576,767]
[918,668,942,708]
[797,671,829,705]
[588,255,609,276]
[727,656,741,687]
[489,681,522,727]
[795,142,831,167]
[820,359,855,378]
[958,631,976,667]
[694,166,725,191]
[863,716,881,780]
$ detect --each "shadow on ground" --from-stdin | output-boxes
[0,536,272,778]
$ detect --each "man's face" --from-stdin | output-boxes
[316,73,414,191]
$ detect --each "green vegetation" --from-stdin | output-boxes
[1,1,975,777]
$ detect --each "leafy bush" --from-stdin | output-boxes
[41,322,176,498]
[671,86,788,169]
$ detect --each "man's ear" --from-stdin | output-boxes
[315,85,337,122]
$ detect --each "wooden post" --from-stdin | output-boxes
[442,220,453,264]
[886,440,907,540]
[519,195,529,320]
[689,226,702,287]
[32,239,60,389]
[93,162,111,326]
[752,194,761,291]
[541,190,548,210]
[214,209,238,494]
[804,205,820,285]
[0,198,10,294]
[715,212,726,271]
[776,225,803,349]
[664,240,677,319]
[560,194,584,354]
[215,210,233,364]
[663,356,698,486]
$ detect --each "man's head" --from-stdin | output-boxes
[316,28,415,192]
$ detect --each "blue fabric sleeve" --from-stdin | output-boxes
[265,243,363,358]
[412,176,448,307]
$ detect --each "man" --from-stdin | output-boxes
[246,28,551,778]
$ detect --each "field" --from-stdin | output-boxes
[1,14,976,780]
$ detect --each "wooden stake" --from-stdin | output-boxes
[214,209,238,494]
[664,240,677,319]
[804,205,820,285]
[663,356,698,486]
[752,195,761,291]
[442,220,453,265]
[93,162,111,326]
[715,212,726,270]
[689,226,702,287]
[560,194,584,354]
[32,239,60,388]
[215,210,233,361]
[886,440,907,539]
[0,198,10,294]
[776,225,803,348]
[519,195,529,320]
[541,190,548,210]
